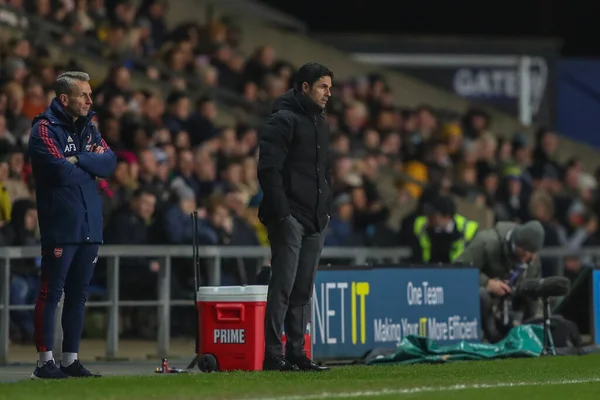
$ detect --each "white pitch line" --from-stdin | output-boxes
[245,378,600,400]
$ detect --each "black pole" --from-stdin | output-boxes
[541,297,553,356]
[187,211,200,369]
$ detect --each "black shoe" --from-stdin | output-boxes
[60,360,102,378]
[262,355,300,371]
[286,355,330,372]
[31,360,69,380]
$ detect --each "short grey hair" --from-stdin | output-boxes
[55,71,91,96]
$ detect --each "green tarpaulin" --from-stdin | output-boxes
[367,325,545,365]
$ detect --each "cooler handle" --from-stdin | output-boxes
[215,304,245,322]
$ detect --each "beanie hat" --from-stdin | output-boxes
[512,220,545,253]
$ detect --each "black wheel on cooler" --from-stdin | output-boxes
[198,353,218,372]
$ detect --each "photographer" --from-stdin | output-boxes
[454,220,545,343]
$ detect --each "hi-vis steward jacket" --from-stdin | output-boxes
[413,214,478,263]
[28,98,116,246]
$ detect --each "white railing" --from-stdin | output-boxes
[0,245,408,364]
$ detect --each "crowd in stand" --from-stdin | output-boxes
[2,0,600,341]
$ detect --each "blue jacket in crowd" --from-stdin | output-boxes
[28,98,116,246]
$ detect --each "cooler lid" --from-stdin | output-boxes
[196,285,268,302]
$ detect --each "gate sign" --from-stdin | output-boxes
[311,267,481,360]
[394,59,549,121]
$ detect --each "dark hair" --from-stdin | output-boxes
[294,62,333,91]
[196,95,214,108]
[166,91,188,106]
[426,195,456,217]
[132,187,155,199]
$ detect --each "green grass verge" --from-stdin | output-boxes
[2,355,599,400]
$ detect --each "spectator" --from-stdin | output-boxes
[0,155,12,226]
[7,199,40,343]
[494,174,527,222]
[324,194,362,247]
[103,188,159,299]
[244,194,268,247]
[162,182,217,245]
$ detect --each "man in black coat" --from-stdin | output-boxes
[258,62,333,371]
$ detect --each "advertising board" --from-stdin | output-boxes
[593,270,600,344]
[312,267,481,360]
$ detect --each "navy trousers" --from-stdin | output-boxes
[34,244,99,353]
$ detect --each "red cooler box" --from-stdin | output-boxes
[196,285,268,371]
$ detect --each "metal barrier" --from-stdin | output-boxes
[0,245,408,365]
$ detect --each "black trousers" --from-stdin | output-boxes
[264,215,325,358]
[480,288,505,343]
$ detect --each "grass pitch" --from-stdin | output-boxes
[1,355,599,400]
